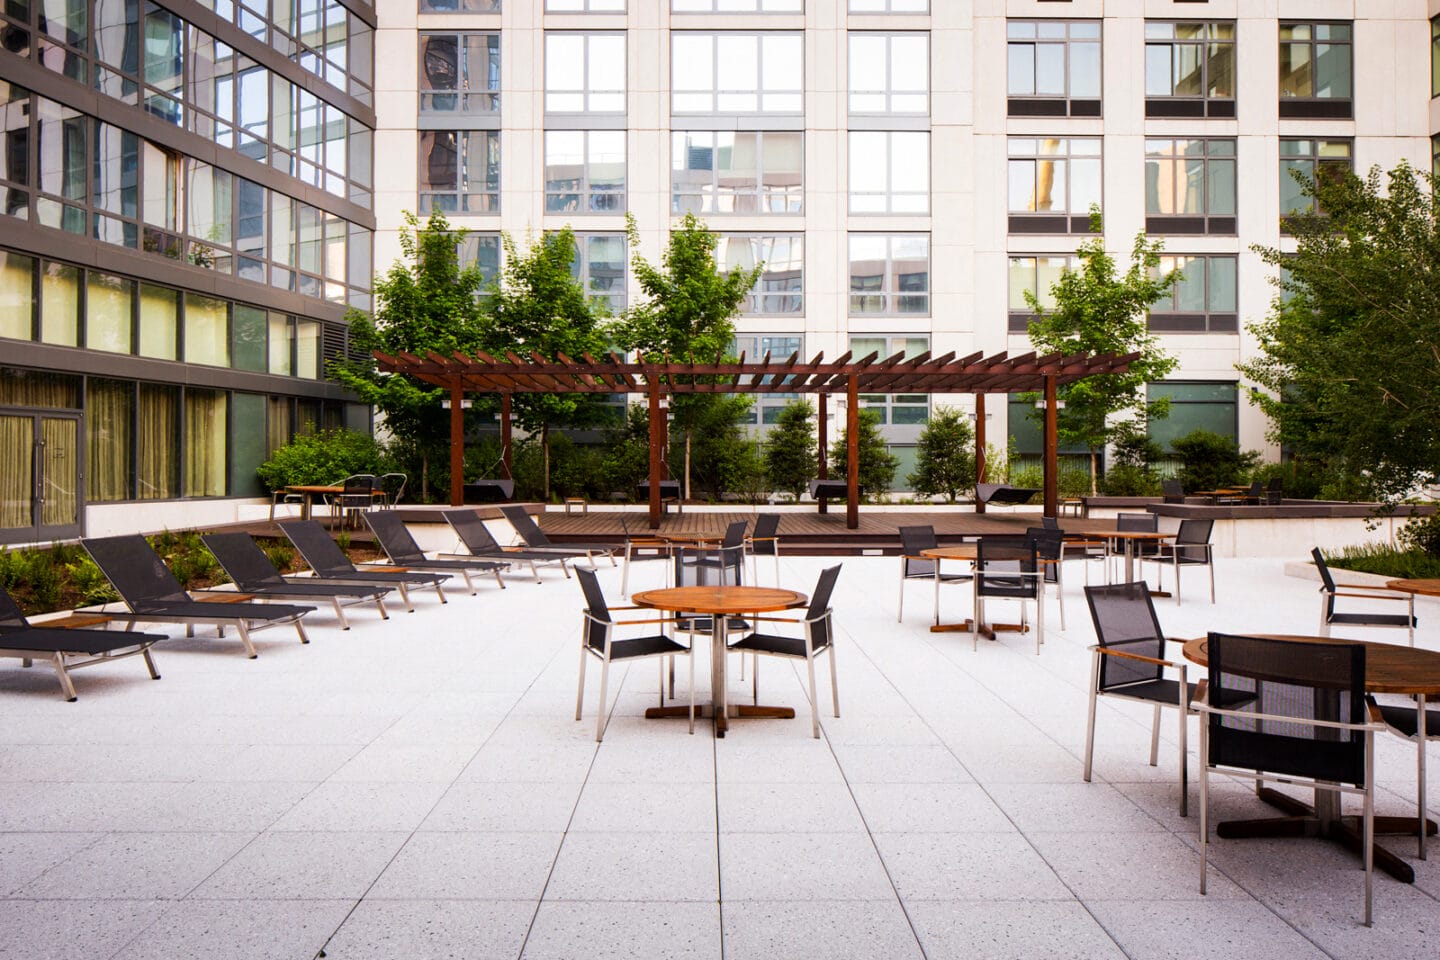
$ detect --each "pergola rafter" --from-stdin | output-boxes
[373,348,1139,528]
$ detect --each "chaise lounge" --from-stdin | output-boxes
[202,532,393,629]
[442,509,574,582]
[362,511,509,594]
[278,519,451,610]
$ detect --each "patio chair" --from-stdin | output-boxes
[684,521,748,586]
[378,472,407,508]
[1025,526,1067,629]
[268,488,304,521]
[729,564,842,739]
[81,535,314,658]
[1162,478,1185,504]
[1312,548,1416,645]
[1264,476,1283,505]
[328,474,377,529]
[1142,518,1215,606]
[745,513,782,585]
[443,509,572,583]
[1372,699,1440,860]
[897,525,970,624]
[972,536,1043,654]
[1220,480,1262,506]
[202,532,391,629]
[1083,581,1199,816]
[498,505,618,566]
[0,583,165,701]
[278,519,450,610]
[1195,632,1383,926]
[574,566,692,742]
[1111,512,1160,580]
[362,511,508,594]
[618,514,670,597]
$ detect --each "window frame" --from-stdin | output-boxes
[1006,254,1076,333]
[419,128,501,215]
[544,32,628,115]
[848,0,927,13]
[1006,19,1102,118]
[717,234,805,315]
[544,130,626,215]
[672,0,803,11]
[848,32,930,116]
[848,234,930,317]
[569,232,627,315]
[1147,381,1239,451]
[1143,21,1236,118]
[1279,137,1352,228]
[1006,136,1102,235]
[732,334,805,426]
[1148,255,1239,334]
[419,32,501,116]
[670,32,805,117]
[671,130,804,215]
[848,334,930,427]
[1278,21,1353,118]
[1143,138,1237,236]
[848,131,929,215]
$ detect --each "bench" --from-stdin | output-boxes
[975,483,1041,506]
[637,480,682,512]
[463,479,515,503]
[808,479,850,502]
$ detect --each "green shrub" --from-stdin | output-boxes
[1324,543,1440,580]
[1170,430,1260,493]
[1100,464,1162,496]
[25,552,61,610]
[147,529,225,589]
[66,557,119,605]
[262,542,296,573]
[1399,512,1440,559]
[256,429,391,491]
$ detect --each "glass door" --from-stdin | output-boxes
[0,411,83,543]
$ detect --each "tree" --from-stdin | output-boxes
[1170,429,1260,494]
[764,400,818,501]
[829,409,900,501]
[1022,210,1179,493]
[908,407,976,503]
[482,228,610,499]
[615,213,761,499]
[683,395,765,501]
[331,211,488,501]
[1241,161,1440,506]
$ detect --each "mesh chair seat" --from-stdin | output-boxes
[1375,704,1440,739]
[608,634,690,660]
[1328,611,1414,628]
[973,538,1042,653]
[898,525,971,624]
[729,631,820,659]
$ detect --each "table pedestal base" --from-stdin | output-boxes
[644,702,797,737]
[1216,786,1435,884]
[930,620,1027,637]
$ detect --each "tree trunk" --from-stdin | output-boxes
[421,452,429,505]
[683,429,692,501]
[1090,449,1099,496]
[542,423,551,501]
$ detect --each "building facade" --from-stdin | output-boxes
[0,0,377,544]
[373,0,1432,485]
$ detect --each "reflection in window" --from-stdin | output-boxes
[849,33,929,114]
[848,234,929,316]
[1007,255,1075,331]
[0,252,35,341]
[1147,382,1238,450]
[184,292,229,367]
[671,32,803,114]
[296,320,320,379]
[420,130,500,214]
[1007,20,1101,113]
[1144,21,1234,115]
[545,131,625,214]
[850,335,929,425]
[138,283,177,359]
[848,131,928,214]
[1279,138,1351,219]
[420,0,501,10]
[1149,255,1238,334]
[568,234,626,314]
[672,131,802,214]
[1279,23,1352,100]
[733,335,804,425]
[674,0,800,10]
[1144,138,1235,233]
[716,235,804,314]
[459,233,502,290]
[86,271,134,354]
[545,33,626,113]
[849,0,926,11]
[1007,137,1100,232]
[421,33,501,114]
[549,0,625,9]
[40,260,80,346]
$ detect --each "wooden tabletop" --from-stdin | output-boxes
[1183,634,1440,696]
[285,484,345,494]
[922,545,977,561]
[659,532,727,544]
[1386,578,1440,598]
[632,586,806,615]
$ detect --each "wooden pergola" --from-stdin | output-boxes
[373,348,1139,529]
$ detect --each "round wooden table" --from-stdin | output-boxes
[1386,578,1440,601]
[1184,634,1440,883]
[920,546,976,633]
[631,585,806,737]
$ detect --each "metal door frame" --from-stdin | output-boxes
[0,407,85,544]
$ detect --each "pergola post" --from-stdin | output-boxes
[846,375,859,530]
[1043,374,1059,517]
[499,392,513,479]
[449,381,464,507]
[974,392,987,514]
[816,391,828,514]
[647,380,664,529]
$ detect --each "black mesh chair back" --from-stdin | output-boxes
[1311,548,1339,617]
[337,474,376,507]
[575,566,611,650]
[899,525,938,578]
[1084,581,1165,691]
[447,509,501,552]
[363,511,426,564]
[1162,478,1185,503]
[82,534,190,609]
[1172,518,1214,563]
[674,546,740,588]
[975,538,1039,600]
[1207,632,1367,786]
[1265,477,1283,504]
[0,582,30,628]
[806,564,842,650]
[1041,516,1060,530]
[1245,480,1263,502]
[379,472,407,506]
[278,519,357,576]
[203,533,287,589]
[722,521,748,551]
[1116,512,1158,532]
[1026,527,1064,584]
[751,514,780,555]
[500,505,552,546]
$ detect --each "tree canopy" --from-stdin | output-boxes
[829,409,900,501]
[908,407,976,503]
[1241,161,1440,505]
[1022,210,1179,492]
[764,400,818,501]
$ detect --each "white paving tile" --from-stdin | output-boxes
[523,901,720,959]
[722,900,923,960]
[322,899,536,960]
[545,832,718,902]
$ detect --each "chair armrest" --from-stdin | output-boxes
[1332,590,1411,602]
[746,537,780,544]
[1091,646,1178,669]
[1192,679,1208,707]
[1193,699,1386,732]
[612,617,685,626]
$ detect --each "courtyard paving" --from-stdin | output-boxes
[2,545,1439,959]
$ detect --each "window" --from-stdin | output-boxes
[419,0,501,11]
[549,0,625,9]
[545,33,626,113]
[184,293,229,367]
[1433,18,1440,99]
[1144,139,1236,235]
[420,130,500,213]
[459,233,502,291]
[671,33,803,115]
[183,388,227,497]
[849,336,929,425]
[1007,137,1100,234]
[672,131,802,214]
[420,33,500,114]
[1279,23,1352,118]
[1,81,30,221]
[545,131,625,213]
[1433,135,1440,179]
[1007,20,1101,117]
[674,0,802,10]
[849,131,928,214]
[717,235,804,314]
[1148,255,1237,334]
[1144,22,1235,118]
[139,284,176,360]
[1279,138,1351,220]
[849,33,929,115]
[1007,255,1075,332]
[137,383,179,500]
[86,379,133,502]
[40,261,80,347]
[849,0,926,12]
[732,335,804,425]
[1147,382,1238,450]
[569,234,627,314]
[86,271,134,354]
[848,235,929,316]
[0,252,35,341]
